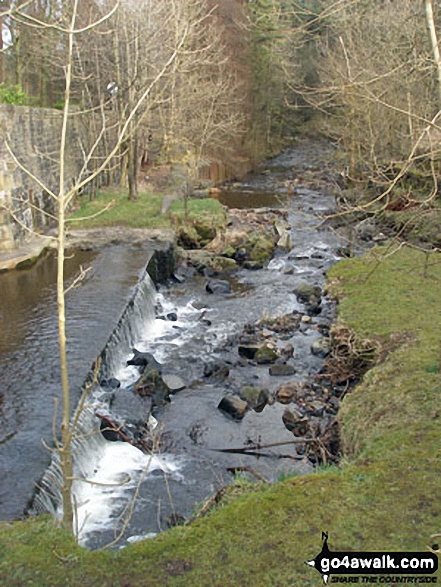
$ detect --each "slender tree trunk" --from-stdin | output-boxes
[128,136,138,202]
[58,0,79,533]
[425,0,441,108]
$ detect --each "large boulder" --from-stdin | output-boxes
[218,394,248,420]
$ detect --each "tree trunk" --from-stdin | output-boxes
[425,0,441,109]
[128,137,138,202]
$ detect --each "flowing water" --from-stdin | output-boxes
[0,140,344,549]
[0,244,160,520]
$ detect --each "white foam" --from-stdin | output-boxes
[73,441,179,545]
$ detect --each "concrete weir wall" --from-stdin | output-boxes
[0,104,82,252]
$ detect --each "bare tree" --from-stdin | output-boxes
[3,0,189,532]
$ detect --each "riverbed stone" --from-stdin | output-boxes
[282,409,310,437]
[276,382,307,404]
[255,345,279,364]
[269,364,296,376]
[127,349,162,371]
[238,344,260,360]
[243,260,264,270]
[131,367,171,406]
[206,279,232,295]
[240,386,270,411]
[311,337,332,358]
[294,283,322,304]
[162,374,186,392]
[218,394,248,420]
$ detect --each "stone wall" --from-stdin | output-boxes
[0,105,82,251]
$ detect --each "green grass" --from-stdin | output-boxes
[1,247,440,586]
[68,189,226,229]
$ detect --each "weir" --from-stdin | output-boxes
[30,259,166,537]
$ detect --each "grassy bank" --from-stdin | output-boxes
[68,189,226,229]
[1,247,440,586]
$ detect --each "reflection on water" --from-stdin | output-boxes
[0,245,153,520]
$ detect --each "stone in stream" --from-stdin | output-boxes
[162,374,186,392]
[311,337,332,358]
[293,283,322,305]
[218,394,248,420]
[281,343,294,358]
[282,409,310,437]
[269,364,296,377]
[238,344,260,360]
[203,359,230,380]
[110,388,152,423]
[173,266,197,283]
[242,260,263,271]
[127,348,162,371]
[240,386,270,412]
[100,377,121,391]
[255,345,279,364]
[205,279,232,295]
[166,312,178,321]
[276,382,307,404]
[131,367,171,406]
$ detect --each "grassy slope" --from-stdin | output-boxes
[67,189,225,229]
[1,248,440,586]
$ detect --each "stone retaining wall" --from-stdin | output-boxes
[0,104,82,251]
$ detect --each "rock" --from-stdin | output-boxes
[276,382,306,404]
[238,345,260,360]
[282,409,310,437]
[173,266,197,282]
[167,312,178,321]
[110,388,152,423]
[131,367,171,406]
[281,343,294,358]
[218,394,248,420]
[177,225,201,249]
[240,386,270,411]
[233,247,248,263]
[242,261,263,270]
[307,400,326,417]
[162,374,186,392]
[100,378,121,391]
[249,235,275,263]
[294,283,322,305]
[127,349,162,371]
[355,218,378,241]
[255,345,279,364]
[301,315,312,323]
[203,360,230,379]
[206,279,232,295]
[269,364,296,376]
[311,337,332,358]
[336,247,352,258]
[186,250,237,273]
[193,221,216,244]
[305,295,322,316]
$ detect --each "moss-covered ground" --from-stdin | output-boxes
[67,189,225,230]
[1,247,440,586]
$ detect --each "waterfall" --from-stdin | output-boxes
[30,262,167,542]
[92,267,158,380]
